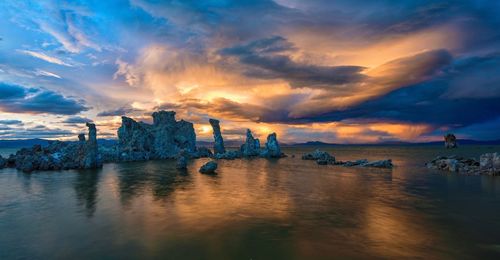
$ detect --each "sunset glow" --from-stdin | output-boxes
[1,1,500,143]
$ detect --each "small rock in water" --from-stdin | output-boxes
[214,150,241,160]
[302,149,335,165]
[199,161,218,174]
[426,155,487,175]
[336,159,393,168]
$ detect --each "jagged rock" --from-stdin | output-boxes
[426,156,480,174]
[335,159,393,168]
[117,111,196,161]
[362,159,393,168]
[78,134,86,142]
[0,155,6,169]
[214,150,241,160]
[480,153,500,175]
[260,133,284,158]
[118,116,154,161]
[302,149,335,165]
[209,118,225,155]
[9,124,102,173]
[199,160,218,174]
[83,123,101,168]
[444,133,457,148]
[240,129,260,157]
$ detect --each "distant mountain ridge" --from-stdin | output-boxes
[1,138,500,149]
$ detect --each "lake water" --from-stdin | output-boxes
[1,145,500,259]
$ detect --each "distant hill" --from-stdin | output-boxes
[287,139,500,146]
[0,139,118,149]
[0,138,50,148]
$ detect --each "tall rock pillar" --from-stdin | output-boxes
[209,118,225,154]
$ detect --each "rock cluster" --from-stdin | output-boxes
[427,153,500,175]
[117,111,197,161]
[301,149,393,168]
[335,159,393,168]
[444,133,457,148]
[302,149,336,165]
[199,160,218,174]
[207,120,285,159]
[3,123,102,173]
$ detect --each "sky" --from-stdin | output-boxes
[1,0,500,143]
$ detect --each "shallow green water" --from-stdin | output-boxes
[1,145,500,259]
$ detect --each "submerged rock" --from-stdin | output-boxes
[117,111,196,161]
[426,155,481,174]
[214,150,241,160]
[209,118,225,155]
[260,133,285,158]
[302,149,335,165]
[444,133,457,148]
[199,160,218,174]
[240,129,260,157]
[335,159,393,168]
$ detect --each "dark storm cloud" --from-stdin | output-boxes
[0,82,88,115]
[97,106,143,117]
[301,53,500,129]
[62,116,93,124]
[220,36,367,89]
[0,120,23,125]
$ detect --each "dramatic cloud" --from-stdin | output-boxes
[1,0,500,142]
[0,120,23,125]
[62,116,93,124]
[0,82,88,115]
[97,106,143,117]
[220,36,367,89]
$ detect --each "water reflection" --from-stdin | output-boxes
[1,146,500,258]
[73,170,100,217]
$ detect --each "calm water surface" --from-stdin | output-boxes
[1,145,500,259]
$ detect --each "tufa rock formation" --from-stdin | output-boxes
[240,129,260,157]
[209,118,225,155]
[444,133,457,148]
[426,153,500,175]
[260,133,284,158]
[7,123,102,173]
[117,111,196,161]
